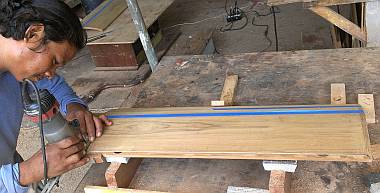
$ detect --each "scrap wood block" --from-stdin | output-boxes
[358,94,376,123]
[331,83,346,105]
[220,75,239,106]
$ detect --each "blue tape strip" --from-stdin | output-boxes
[211,105,361,111]
[107,109,364,119]
[83,0,114,27]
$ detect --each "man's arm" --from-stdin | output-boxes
[36,75,87,115]
[0,164,29,193]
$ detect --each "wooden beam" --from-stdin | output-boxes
[105,159,142,188]
[331,83,346,104]
[220,75,239,106]
[88,105,371,162]
[309,6,367,42]
[358,94,376,123]
[84,186,167,193]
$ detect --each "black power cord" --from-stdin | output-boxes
[24,79,48,186]
[249,6,280,52]
[271,6,279,51]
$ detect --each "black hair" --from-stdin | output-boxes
[0,0,86,49]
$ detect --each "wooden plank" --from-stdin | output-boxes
[105,159,142,188]
[220,75,239,106]
[88,105,371,162]
[358,94,376,123]
[309,6,367,42]
[87,0,174,44]
[84,186,167,193]
[331,83,346,104]
[82,0,127,32]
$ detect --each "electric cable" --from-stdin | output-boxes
[24,79,48,186]
[271,6,279,51]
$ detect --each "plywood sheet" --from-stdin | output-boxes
[88,105,371,162]
[87,0,174,44]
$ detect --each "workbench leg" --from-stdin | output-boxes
[126,0,158,71]
[105,158,142,188]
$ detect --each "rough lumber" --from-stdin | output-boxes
[84,186,167,193]
[220,75,239,106]
[331,83,346,105]
[88,105,371,162]
[359,94,376,124]
[82,0,127,31]
[309,6,367,42]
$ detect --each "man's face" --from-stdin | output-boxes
[11,40,77,81]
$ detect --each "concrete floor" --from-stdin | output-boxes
[16,0,336,192]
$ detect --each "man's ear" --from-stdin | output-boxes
[24,24,45,43]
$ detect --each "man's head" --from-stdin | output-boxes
[0,0,86,81]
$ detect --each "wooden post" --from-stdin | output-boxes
[366,0,380,47]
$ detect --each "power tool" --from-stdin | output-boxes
[21,80,82,193]
[22,82,79,143]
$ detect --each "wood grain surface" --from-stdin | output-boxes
[88,105,371,162]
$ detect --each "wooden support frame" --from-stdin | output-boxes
[309,6,367,42]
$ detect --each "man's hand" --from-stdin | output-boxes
[19,136,88,186]
[66,103,112,142]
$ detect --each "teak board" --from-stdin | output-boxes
[88,105,372,162]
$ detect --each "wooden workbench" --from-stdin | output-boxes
[78,47,380,193]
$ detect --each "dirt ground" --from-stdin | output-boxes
[16,0,375,193]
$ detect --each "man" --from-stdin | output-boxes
[0,0,111,192]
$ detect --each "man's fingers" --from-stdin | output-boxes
[76,112,87,136]
[93,117,103,137]
[56,136,81,149]
[68,156,90,171]
[99,115,113,126]
[63,142,85,157]
[85,113,96,142]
